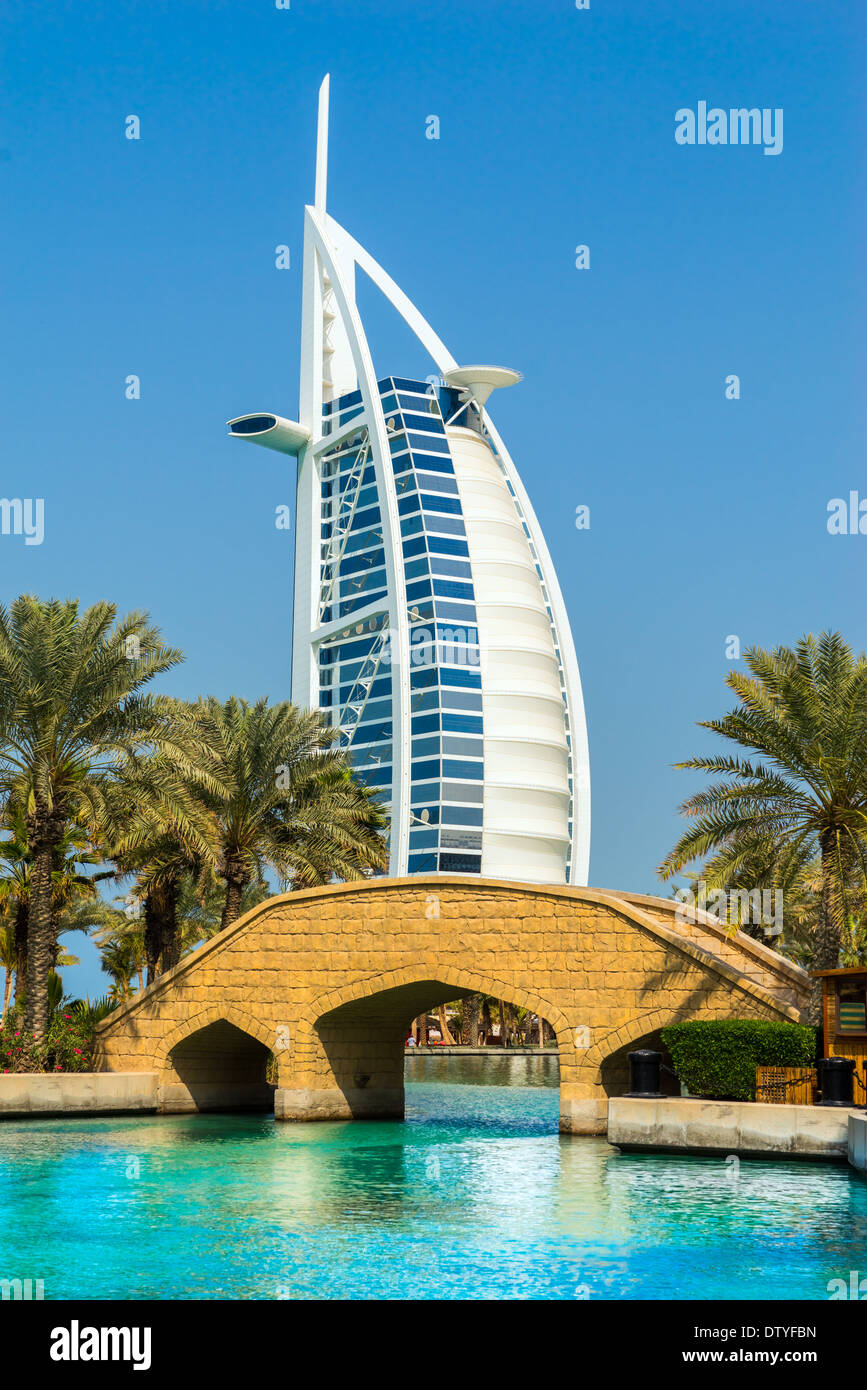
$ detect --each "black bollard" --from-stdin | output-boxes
[820,1056,856,1107]
[626,1049,665,1098]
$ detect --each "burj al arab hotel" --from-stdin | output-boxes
[228,78,591,887]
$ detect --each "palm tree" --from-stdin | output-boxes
[0,812,30,1003]
[94,738,226,984]
[92,876,268,995]
[0,596,185,1038]
[0,803,112,1009]
[0,909,14,1022]
[98,929,145,1002]
[659,633,867,1015]
[179,697,389,929]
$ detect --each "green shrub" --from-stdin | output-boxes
[44,1010,94,1072]
[0,1004,95,1074]
[661,1019,817,1101]
[0,1011,42,1073]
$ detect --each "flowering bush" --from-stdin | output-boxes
[44,1011,94,1072]
[0,1006,95,1074]
[0,1014,42,1073]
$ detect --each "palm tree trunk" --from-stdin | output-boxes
[1,967,12,1023]
[159,878,181,972]
[437,1005,457,1045]
[144,896,161,986]
[812,827,842,1021]
[460,994,480,1046]
[13,900,27,1006]
[220,861,249,931]
[498,999,509,1047]
[481,997,492,1045]
[24,820,55,1042]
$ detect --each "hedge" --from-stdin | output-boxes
[660,1020,817,1102]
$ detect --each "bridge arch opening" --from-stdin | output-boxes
[282,978,563,1122]
[599,1026,681,1100]
[162,1019,275,1114]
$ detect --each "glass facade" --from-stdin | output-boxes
[317,377,486,875]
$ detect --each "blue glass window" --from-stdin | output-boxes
[442,736,482,758]
[410,666,437,689]
[344,528,384,555]
[435,601,477,624]
[442,759,484,780]
[440,690,483,711]
[429,556,472,578]
[414,472,459,495]
[408,852,438,873]
[441,805,484,826]
[390,377,429,394]
[341,549,385,575]
[411,736,441,758]
[409,829,439,850]
[405,578,432,601]
[436,622,479,644]
[410,781,440,806]
[424,515,465,537]
[442,712,483,735]
[433,579,475,600]
[345,504,381,531]
[407,433,450,455]
[411,758,440,782]
[411,713,440,735]
[408,600,435,623]
[441,830,482,852]
[427,536,469,557]
[438,852,481,873]
[420,493,462,515]
[401,412,444,433]
[359,766,391,787]
[404,556,431,580]
[350,697,391,722]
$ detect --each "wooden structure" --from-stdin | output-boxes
[755,1066,817,1106]
[813,966,867,1103]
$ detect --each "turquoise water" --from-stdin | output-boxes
[1,1055,865,1300]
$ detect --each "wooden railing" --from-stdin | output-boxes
[755,1066,817,1106]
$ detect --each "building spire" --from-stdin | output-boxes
[315,74,329,214]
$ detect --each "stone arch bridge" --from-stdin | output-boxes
[95,877,809,1134]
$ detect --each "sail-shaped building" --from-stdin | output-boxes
[228,78,590,887]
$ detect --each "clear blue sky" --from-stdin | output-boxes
[1,0,864,999]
